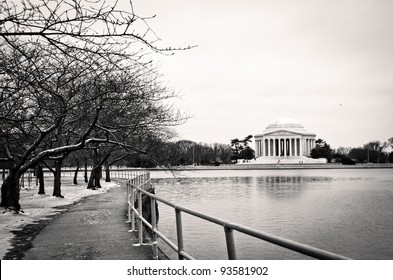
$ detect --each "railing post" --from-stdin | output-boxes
[151,196,158,260]
[126,179,129,204]
[126,181,131,223]
[175,208,185,260]
[138,190,143,244]
[131,185,135,231]
[224,226,237,260]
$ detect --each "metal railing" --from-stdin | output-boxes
[126,171,350,260]
[110,168,148,179]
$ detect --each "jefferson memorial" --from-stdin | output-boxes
[253,117,327,164]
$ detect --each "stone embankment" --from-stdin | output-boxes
[148,163,393,171]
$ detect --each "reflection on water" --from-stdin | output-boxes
[151,169,393,260]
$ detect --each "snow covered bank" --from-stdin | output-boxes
[0,178,120,259]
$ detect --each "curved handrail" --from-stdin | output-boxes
[126,172,350,260]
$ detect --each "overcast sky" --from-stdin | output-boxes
[131,0,393,149]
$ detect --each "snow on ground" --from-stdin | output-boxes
[0,177,120,259]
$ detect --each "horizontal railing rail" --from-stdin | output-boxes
[126,171,350,260]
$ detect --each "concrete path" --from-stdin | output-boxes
[23,182,157,260]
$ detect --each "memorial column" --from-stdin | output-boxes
[295,138,297,156]
[300,138,303,156]
[258,140,261,157]
[266,139,269,156]
[265,139,268,156]
[256,140,259,157]
[295,139,298,156]
[305,139,308,155]
[260,138,265,157]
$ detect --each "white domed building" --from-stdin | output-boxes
[253,117,327,164]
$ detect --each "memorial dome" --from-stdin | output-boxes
[263,117,310,135]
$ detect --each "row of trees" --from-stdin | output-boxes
[120,140,233,167]
[341,139,393,164]
[0,0,191,212]
[311,138,393,164]
[47,136,253,169]
[118,136,257,167]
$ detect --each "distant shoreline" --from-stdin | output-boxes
[147,163,393,171]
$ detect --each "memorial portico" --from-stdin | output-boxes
[252,117,326,164]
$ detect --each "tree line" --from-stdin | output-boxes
[120,140,233,167]
[87,138,251,168]
[311,138,393,164]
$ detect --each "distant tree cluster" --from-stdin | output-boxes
[327,138,393,164]
[347,138,393,164]
[311,138,393,164]
[310,139,333,162]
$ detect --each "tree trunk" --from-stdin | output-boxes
[87,168,94,189]
[87,166,101,189]
[37,164,45,195]
[105,161,111,182]
[73,160,80,185]
[87,146,105,189]
[52,158,64,198]
[96,166,102,188]
[84,158,88,183]
[0,169,22,212]
[1,177,9,207]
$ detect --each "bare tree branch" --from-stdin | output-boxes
[0,0,196,67]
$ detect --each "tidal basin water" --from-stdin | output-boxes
[150,168,393,260]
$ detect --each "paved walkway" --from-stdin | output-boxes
[23,182,160,260]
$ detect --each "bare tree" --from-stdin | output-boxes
[336,147,351,156]
[0,0,191,212]
[212,143,232,164]
[1,47,103,210]
[387,138,393,153]
[1,47,186,211]
[364,141,387,164]
[42,153,70,197]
